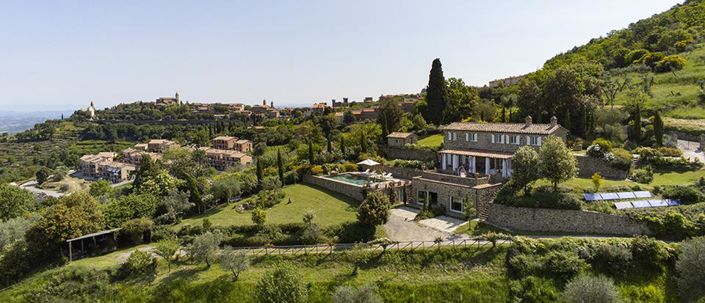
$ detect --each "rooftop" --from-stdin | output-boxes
[213,136,237,141]
[442,121,564,135]
[387,132,415,139]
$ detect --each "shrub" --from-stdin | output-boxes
[28,268,110,302]
[677,237,705,302]
[609,148,633,170]
[634,147,662,162]
[591,138,613,152]
[589,243,632,278]
[333,285,383,303]
[562,274,620,303]
[657,146,682,157]
[630,167,654,184]
[116,250,156,279]
[542,250,589,283]
[254,264,308,303]
[630,236,670,273]
[310,165,324,175]
[190,231,221,267]
[661,186,704,205]
[509,276,559,303]
[357,191,390,226]
[252,208,267,227]
[654,55,686,73]
[120,218,154,244]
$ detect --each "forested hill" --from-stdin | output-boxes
[543,0,705,70]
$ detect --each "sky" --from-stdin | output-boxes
[0,0,682,111]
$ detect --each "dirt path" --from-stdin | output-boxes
[678,139,704,163]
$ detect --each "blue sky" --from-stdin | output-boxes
[0,0,681,111]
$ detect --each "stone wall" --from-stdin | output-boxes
[576,154,628,180]
[379,146,437,162]
[485,204,650,236]
[409,177,502,219]
[377,165,424,180]
[302,175,366,201]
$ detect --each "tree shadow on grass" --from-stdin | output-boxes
[150,270,235,303]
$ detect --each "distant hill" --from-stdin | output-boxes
[0,111,71,134]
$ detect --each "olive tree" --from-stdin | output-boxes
[218,246,249,281]
[154,239,180,272]
[677,237,705,302]
[190,232,221,267]
[562,274,620,303]
[333,285,383,303]
[254,264,308,303]
[538,136,577,191]
[511,146,540,192]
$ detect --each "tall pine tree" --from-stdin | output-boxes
[653,111,664,146]
[308,138,314,164]
[340,136,346,155]
[423,58,447,126]
[326,134,332,153]
[255,156,263,188]
[360,133,367,153]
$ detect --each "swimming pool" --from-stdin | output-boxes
[324,173,383,186]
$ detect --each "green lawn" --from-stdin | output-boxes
[417,134,443,148]
[535,169,705,192]
[178,184,359,228]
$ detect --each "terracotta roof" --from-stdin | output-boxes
[439,149,514,159]
[387,132,415,139]
[442,122,565,135]
[213,136,237,141]
[235,139,251,144]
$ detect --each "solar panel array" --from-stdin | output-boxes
[583,191,652,202]
[613,199,681,210]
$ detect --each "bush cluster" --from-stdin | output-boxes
[630,167,654,184]
[495,185,581,210]
[630,204,705,240]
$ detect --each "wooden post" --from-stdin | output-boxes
[68,241,72,262]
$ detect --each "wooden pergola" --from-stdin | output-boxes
[66,228,121,262]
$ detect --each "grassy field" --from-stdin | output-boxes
[417,134,443,148]
[535,169,705,192]
[178,184,360,228]
[0,245,510,303]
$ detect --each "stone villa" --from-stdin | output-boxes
[147,139,180,153]
[78,152,136,183]
[408,116,567,218]
[439,116,568,180]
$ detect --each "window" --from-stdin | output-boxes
[528,136,542,146]
[466,133,477,142]
[446,132,452,140]
[510,135,521,145]
[450,196,463,212]
[492,133,505,144]
[417,191,427,205]
[452,132,457,141]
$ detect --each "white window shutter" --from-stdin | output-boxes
[504,135,508,144]
[491,134,495,143]
[465,133,469,141]
[526,135,530,145]
[538,136,542,146]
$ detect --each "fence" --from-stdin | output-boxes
[230,238,509,256]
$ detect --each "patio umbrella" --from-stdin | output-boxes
[357,159,381,166]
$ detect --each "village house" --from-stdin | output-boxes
[120,148,161,165]
[78,152,135,183]
[211,136,253,153]
[156,92,179,107]
[311,102,328,115]
[387,132,418,147]
[199,147,253,170]
[147,139,180,153]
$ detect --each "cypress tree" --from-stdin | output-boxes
[654,111,664,146]
[340,136,346,155]
[326,134,332,153]
[562,110,572,134]
[360,133,367,153]
[255,156,263,188]
[424,58,447,126]
[633,104,642,144]
[308,138,314,164]
[501,107,507,123]
[277,149,284,185]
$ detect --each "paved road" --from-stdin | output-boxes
[18,181,63,198]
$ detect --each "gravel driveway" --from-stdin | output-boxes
[678,140,704,163]
[384,207,470,242]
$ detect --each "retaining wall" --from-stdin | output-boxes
[576,154,628,180]
[379,146,437,162]
[485,204,650,236]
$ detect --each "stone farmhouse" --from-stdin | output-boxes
[406,116,568,218]
[439,116,568,180]
[387,132,418,147]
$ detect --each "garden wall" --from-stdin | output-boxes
[485,204,650,235]
[377,165,424,180]
[575,154,628,180]
[379,146,437,162]
[303,175,366,201]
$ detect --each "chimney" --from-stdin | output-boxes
[343,97,348,104]
[550,116,558,127]
[270,101,274,108]
[525,116,533,127]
